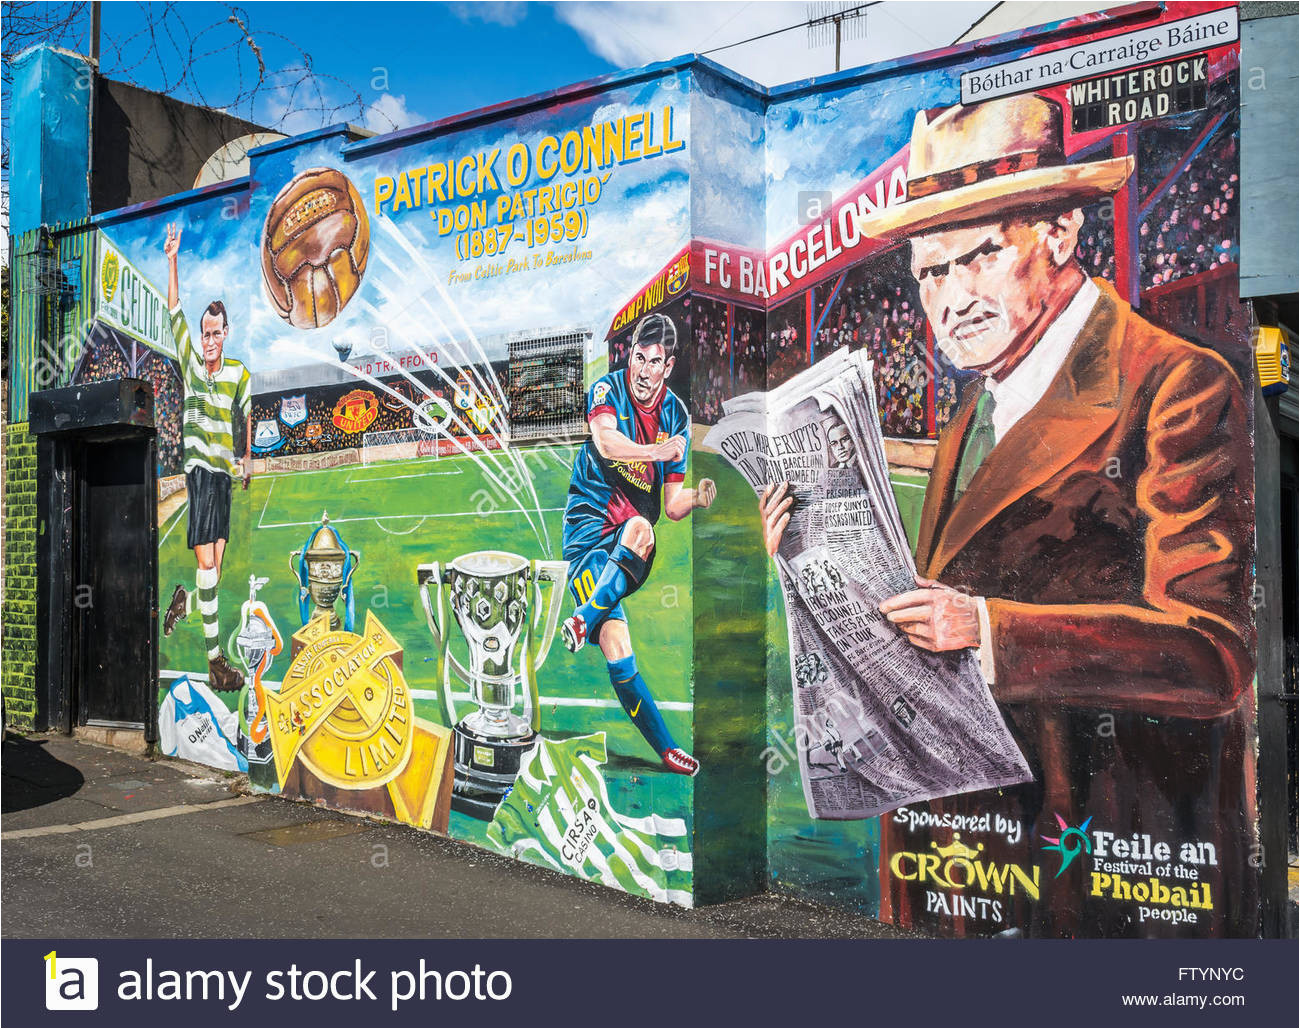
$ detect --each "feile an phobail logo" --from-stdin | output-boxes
[1041,813,1093,878]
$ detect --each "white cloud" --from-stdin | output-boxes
[690,85,765,247]
[260,85,336,137]
[361,93,429,134]
[449,1,528,26]
[554,1,999,87]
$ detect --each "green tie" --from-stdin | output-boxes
[954,388,997,499]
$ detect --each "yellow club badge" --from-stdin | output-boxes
[266,611,452,829]
[101,249,120,304]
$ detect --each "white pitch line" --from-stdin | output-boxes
[407,689,693,712]
[256,475,276,530]
[257,443,583,481]
[345,468,464,484]
[255,507,565,530]
[158,500,187,547]
[374,516,429,537]
[2,796,261,839]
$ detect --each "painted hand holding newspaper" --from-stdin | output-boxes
[703,348,1031,820]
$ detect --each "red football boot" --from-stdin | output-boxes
[561,612,588,653]
[661,747,700,777]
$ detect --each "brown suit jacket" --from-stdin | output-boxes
[884,279,1257,937]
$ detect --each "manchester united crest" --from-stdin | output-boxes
[331,389,379,433]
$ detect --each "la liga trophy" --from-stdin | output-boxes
[416,551,568,819]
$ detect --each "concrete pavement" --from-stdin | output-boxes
[2,732,919,939]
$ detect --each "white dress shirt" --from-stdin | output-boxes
[973,276,1101,682]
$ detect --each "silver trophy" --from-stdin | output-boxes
[230,575,282,785]
[417,551,568,819]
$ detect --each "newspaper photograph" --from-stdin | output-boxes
[704,349,1031,820]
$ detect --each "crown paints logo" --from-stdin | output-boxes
[1042,813,1093,878]
[889,833,1042,899]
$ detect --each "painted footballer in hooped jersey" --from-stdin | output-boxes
[561,312,716,776]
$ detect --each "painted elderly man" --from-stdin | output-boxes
[762,95,1254,937]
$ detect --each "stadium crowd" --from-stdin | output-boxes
[766,303,809,387]
[733,308,765,394]
[811,260,965,437]
[1140,135,1238,290]
[690,299,731,424]
[684,255,970,438]
[73,335,186,474]
[137,350,186,474]
[1076,207,1117,285]
[248,368,505,457]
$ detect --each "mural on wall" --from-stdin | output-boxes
[44,0,1260,930]
[63,68,708,907]
[235,72,701,902]
[68,191,262,759]
[739,3,1254,938]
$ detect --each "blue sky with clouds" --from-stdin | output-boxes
[764,63,962,244]
[85,2,998,133]
[4,2,1002,255]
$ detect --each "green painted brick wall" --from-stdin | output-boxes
[3,421,38,728]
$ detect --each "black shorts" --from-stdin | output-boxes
[186,466,232,548]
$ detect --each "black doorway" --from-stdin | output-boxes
[73,437,156,726]
[30,380,158,738]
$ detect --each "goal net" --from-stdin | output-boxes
[360,427,440,465]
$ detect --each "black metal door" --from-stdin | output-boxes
[75,437,156,726]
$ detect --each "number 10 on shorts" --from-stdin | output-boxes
[572,568,597,605]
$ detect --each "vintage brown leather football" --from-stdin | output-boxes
[261,167,370,329]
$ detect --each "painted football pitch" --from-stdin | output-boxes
[157,441,928,863]
[159,443,696,759]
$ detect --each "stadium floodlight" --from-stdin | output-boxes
[331,338,354,363]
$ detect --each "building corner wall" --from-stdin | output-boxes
[2,422,40,729]
[687,68,771,904]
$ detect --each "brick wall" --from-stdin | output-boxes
[3,422,38,728]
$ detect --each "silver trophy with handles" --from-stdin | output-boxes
[416,551,569,819]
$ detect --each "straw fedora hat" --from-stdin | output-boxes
[858,94,1133,241]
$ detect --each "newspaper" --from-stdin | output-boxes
[704,348,1031,820]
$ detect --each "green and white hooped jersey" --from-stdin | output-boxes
[487,733,693,906]
[168,306,251,478]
